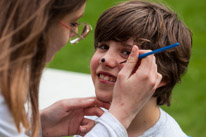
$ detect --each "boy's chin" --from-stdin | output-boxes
[95,88,113,103]
[96,95,112,103]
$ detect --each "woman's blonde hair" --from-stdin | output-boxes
[0,0,86,136]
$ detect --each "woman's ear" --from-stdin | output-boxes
[157,81,167,88]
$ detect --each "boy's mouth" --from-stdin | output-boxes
[97,73,116,82]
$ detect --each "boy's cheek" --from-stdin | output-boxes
[90,54,101,78]
[90,56,99,69]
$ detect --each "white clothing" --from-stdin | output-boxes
[0,93,127,137]
[0,93,27,137]
[139,108,188,137]
[75,108,188,137]
[84,111,128,137]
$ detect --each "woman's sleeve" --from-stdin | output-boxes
[84,111,128,137]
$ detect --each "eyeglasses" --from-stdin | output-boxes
[59,21,92,44]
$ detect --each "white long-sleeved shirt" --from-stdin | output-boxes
[0,93,128,137]
[84,111,128,137]
[75,108,188,137]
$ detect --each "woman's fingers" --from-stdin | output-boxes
[59,97,110,111]
[94,99,110,109]
[61,97,96,110]
[119,45,139,78]
[78,118,95,136]
[137,53,163,90]
[135,50,153,74]
[84,106,105,117]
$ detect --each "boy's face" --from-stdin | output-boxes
[90,39,134,102]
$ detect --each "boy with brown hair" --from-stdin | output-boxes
[75,0,192,136]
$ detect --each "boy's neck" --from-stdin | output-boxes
[127,97,160,137]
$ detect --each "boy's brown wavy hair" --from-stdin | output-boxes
[95,0,192,106]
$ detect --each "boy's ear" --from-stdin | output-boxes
[157,81,167,88]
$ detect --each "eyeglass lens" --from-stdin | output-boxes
[70,23,92,44]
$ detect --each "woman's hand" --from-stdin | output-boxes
[40,97,110,137]
[109,46,162,128]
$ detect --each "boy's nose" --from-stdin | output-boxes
[100,54,119,68]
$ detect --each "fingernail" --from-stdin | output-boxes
[80,126,87,133]
[131,46,137,55]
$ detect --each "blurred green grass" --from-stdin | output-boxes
[48,0,206,137]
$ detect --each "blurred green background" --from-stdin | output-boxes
[48,0,206,137]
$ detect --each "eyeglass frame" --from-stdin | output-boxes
[59,21,92,44]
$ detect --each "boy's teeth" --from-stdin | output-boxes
[99,74,116,82]
[104,76,109,81]
[100,74,104,79]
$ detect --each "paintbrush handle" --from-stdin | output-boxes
[138,42,179,59]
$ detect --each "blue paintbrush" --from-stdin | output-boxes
[120,42,179,64]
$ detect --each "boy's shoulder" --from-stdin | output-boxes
[140,108,188,137]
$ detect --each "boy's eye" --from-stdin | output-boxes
[97,44,109,50]
[122,49,131,57]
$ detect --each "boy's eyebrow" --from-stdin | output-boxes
[121,43,133,47]
[97,41,133,47]
[97,41,107,45]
